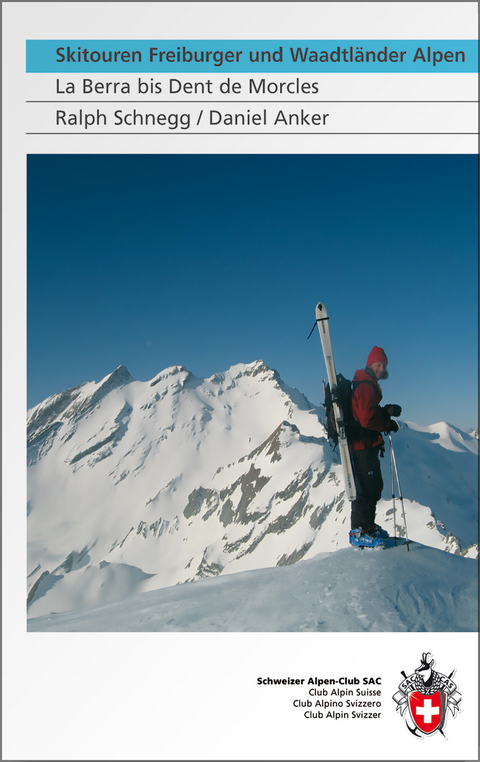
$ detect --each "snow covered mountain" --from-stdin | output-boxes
[27,360,478,625]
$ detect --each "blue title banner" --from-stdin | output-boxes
[26,39,478,73]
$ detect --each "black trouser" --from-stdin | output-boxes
[350,447,384,530]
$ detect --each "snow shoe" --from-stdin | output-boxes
[349,527,385,549]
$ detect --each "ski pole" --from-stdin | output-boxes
[388,434,410,551]
[389,439,397,545]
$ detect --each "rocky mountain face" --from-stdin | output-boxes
[27,361,478,617]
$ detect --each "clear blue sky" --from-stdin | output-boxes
[27,153,478,431]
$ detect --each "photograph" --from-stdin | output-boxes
[26,153,478,633]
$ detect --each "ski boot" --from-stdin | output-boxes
[349,527,385,549]
[372,523,389,539]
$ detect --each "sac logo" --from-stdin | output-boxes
[392,653,462,738]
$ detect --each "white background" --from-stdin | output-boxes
[3,3,478,760]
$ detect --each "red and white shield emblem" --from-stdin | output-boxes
[408,691,446,735]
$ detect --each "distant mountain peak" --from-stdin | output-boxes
[245,358,272,373]
[150,365,191,387]
[234,359,279,380]
[99,364,133,389]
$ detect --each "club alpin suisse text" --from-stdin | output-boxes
[257,676,382,720]
[55,44,467,68]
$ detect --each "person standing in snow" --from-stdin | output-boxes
[348,346,402,548]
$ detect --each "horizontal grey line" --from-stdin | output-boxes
[26,132,478,135]
[26,100,478,104]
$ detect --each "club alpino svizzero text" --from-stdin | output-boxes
[54,44,467,69]
[256,677,383,721]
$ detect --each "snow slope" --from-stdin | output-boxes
[27,540,477,632]
[26,360,478,624]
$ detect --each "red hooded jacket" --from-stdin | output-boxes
[349,369,394,451]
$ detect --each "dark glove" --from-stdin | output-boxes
[383,404,402,417]
[389,420,399,433]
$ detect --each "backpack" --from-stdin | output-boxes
[323,374,365,447]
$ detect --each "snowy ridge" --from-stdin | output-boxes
[27,360,478,627]
[28,542,477,632]
[404,419,478,454]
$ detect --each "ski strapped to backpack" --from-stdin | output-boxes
[314,302,356,501]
